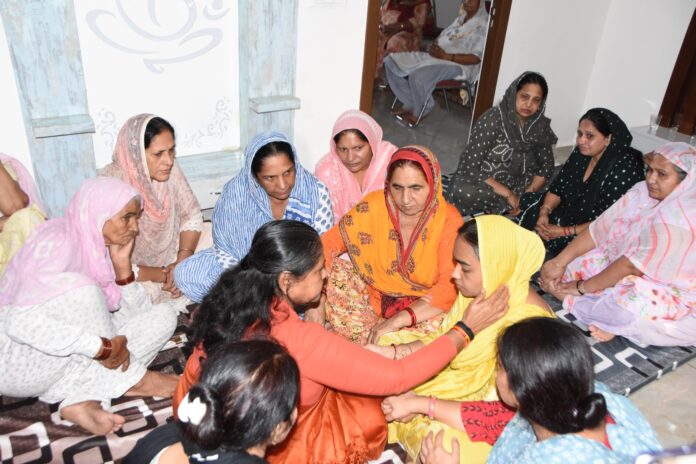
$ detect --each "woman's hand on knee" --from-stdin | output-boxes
[98,335,131,371]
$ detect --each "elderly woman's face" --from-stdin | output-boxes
[145,130,176,182]
[451,236,483,297]
[388,164,431,217]
[460,0,480,16]
[645,154,684,201]
[102,197,141,246]
[255,153,297,202]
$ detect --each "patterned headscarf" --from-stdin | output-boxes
[99,114,201,268]
[212,132,325,267]
[498,71,558,175]
[590,142,696,288]
[0,177,139,310]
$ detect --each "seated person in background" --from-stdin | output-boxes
[376,0,432,80]
[378,216,553,464]
[0,153,46,276]
[446,71,558,217]
[174,132,333,303]
[172,220,507,464]
[486,318,661,464]
[322,146,464,344]
[541,142,696,347]
[519,108,644,257]
[315,109,397,220]
[100,115,203,306]
[0,177,178,435]
[385,0,489,126]
[125,340,300,464]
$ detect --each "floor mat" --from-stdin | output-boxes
[0,316,190,464]
[534,283,696,396]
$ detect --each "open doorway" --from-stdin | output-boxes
[360,0,510,175]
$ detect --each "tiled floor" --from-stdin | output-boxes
[371,84,473,175]
[630,359,696,449]
[372,84,696,451]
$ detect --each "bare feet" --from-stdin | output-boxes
[61,401,125,435]
[589,324,615,342]
[125,370,180,398]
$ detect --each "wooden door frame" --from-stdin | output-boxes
[360,0,381,113]
[472,0,512,123]
[360,0,512,120]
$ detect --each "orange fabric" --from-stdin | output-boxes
[172,345,206,419]
[322,145,463,314]
[266,389,387,464]
[172,298,457,412]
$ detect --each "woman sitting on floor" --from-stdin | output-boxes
[385,0,489,126]
[518,108,644,257]
[321,146,464,344]
[172,220,508,464]
[100,115,203,306]
[0,153,46,276]
[445,71,558,217]
[125,340,299,464]
[487,317,661,463]
[315,109,397,219]
[540,142,696,347]
[175,132,333,303]
[378,215,553,464]
[0,177,178,435]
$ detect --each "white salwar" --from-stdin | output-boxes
[0,282,177,409]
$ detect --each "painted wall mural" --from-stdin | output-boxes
[75,0,240,167]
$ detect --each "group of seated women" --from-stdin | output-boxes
[0,76,692,462]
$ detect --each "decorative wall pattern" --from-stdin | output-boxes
[85,0,230,73]
[74,0,240,167]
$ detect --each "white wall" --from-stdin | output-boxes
[294,0,369,170]
[73,0,240,168]
[493,0,611,146]
[582,0,695,130]
[0,18,34,178]
[494,0,695,146]
[435,0,462,29]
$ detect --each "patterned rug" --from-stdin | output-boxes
[534,283,696,396]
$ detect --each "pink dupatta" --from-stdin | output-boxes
[315,110,397,219]
[99,114,201,268]
[590,142,696,288]
[0,153,45,214]
[0,177,138,310]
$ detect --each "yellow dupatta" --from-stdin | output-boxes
[338,146,447,299]
[384,215,554,462]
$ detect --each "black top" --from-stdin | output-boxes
[124,422,267,464]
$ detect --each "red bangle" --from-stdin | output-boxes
[95,337,112,360]
[428,396,436,420]
[404,307,417,327]
[115,272,135,286]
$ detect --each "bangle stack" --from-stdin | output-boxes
[451,321,475,346]
[95,337,112,360]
